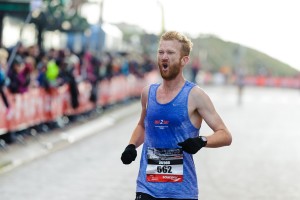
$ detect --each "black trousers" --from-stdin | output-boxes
[135,192,198,200]
[0,87,9,108]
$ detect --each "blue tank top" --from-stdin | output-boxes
[136,81,200,199]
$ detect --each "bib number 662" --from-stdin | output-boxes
[157,166,172,173]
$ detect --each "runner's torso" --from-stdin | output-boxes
[136,81,200,199]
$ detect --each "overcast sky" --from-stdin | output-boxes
[83,0,300,71]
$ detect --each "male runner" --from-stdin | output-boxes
[121,31,232,200]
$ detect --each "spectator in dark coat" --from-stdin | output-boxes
[7,56,31,94]
[57,58,79,109]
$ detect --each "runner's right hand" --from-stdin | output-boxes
[121,144,137,164]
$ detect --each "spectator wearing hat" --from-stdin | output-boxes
[7,56,31,94]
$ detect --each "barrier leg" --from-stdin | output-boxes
[0,139,8,151]
[2,131,17,144]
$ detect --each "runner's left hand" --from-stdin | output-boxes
[178,137,206,154]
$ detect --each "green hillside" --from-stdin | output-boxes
[191,35,299,76]
[116,23,298,77]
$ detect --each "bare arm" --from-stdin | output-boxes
[128,86,149,148]
[193,87,232,148]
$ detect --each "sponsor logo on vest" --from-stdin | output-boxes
[154,120,170,129]
[154,119,169,125]
[162,176,181,182]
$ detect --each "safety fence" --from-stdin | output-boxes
[244,76,300,88]
[0,71,159,135]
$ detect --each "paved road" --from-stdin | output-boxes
[0,86,299,200]
[198,86,300,200]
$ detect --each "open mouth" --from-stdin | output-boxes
[162,63,168,70]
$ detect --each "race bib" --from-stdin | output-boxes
[146,147,183,183]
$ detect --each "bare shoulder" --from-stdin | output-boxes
[141,85,151,108]
[190,85,211,102]
[189,85,215,111]
[141,85,150,99]
[190,85,207,96]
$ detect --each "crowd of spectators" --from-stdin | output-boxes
[0,43,156,111]
[0,43,156,145]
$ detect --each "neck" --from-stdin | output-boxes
[161,77,186,92]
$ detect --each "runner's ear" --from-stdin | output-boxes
[181,56,189,66]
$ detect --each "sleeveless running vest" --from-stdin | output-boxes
[136,81,200,199]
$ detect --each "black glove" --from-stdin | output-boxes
[121,144,137,164]
[178,136,207,154]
